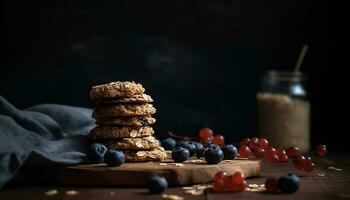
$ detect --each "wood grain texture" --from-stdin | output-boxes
[57,159,261,186]
[1,155,349,200]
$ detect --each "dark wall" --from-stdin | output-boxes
[1,1,328,146]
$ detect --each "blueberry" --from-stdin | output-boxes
[277,173,300,193]
[205,143,220,149]
[104,150,125,167]
[139,116,148,126]
[147,175,168,193]
[185,142,196,157]
[162,138,176,150]
[175,140,196,157]
[204,146,224,164]
[222,144,238,160]
[193,142,205,158]
[171,147,190,163]
[87,143,107,163]
[176,140,188,148]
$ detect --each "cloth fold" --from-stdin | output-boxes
[0,95,95,188]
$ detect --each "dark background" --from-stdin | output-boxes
[1,1,333,149]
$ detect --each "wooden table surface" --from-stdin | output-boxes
[1,154,349,200]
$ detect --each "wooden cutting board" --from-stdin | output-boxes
[57,158,260,186]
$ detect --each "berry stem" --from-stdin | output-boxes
[168,131,197,141]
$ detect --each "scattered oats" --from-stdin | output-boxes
[317,172,326,177]
[247,183,265,192]
[246,187,265,192]
[159,163,168,166]
[66,190,79,195]
[334,168,343,171]
[45,189,58,196]
[170,163,184,167]
[328,166,343,171]
[182,186,194,190]
[184,189,204,196]
[186,159,205,163]
[196,184,210,190]
[161,194,184,200]
[109,191,115,196]
[183,184,210,191]
[248,184,259,188]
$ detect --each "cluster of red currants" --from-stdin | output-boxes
[199,127,225,146]
[213,171,247,192]
[238,137,327,172]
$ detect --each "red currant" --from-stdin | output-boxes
[239,145,251,158]
[293,155,308,170]
[304,162,315,172]
[240,138,251,146]
[265,147,277,158]
[276,149,287,158]
[253,147,265,158]
[258,138,269,149]
[213,179,225,192]
[304,156,312,163]
[248,137,259,150]
[265,177,278,193]
[227,180,247,192]
[267,154,280,164]
[286,146,300,158]
[316,145,327,156]
[279,154,289,162]
[232,172,245,184]
[316,144,326,150]
[236,180,247,192]
[213,135,225,146]
[199,127,213,140]
[214,171,227,182]
[200,135,214,144]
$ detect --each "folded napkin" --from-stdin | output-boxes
[0,95,95,188]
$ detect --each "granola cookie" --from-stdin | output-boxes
[95,116,156,126]
[105,136,160,150]
[95,94,154,105]
[92,103,156,118]
[123,147,167,162]
[90,126,154,140]
[90,81,145,100]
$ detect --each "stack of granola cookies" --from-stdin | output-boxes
[89,81,167,162]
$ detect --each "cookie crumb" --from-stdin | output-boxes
[159,163,168,166]
[161,194,184,200]
[45,189,58,196]
[109,191,115,196]
[170,163,184,167]
[246,183,265,192]
[328,166,343,171]
[317,172,326,177]
[66,190,79,195]
[248,184,259,188]
[184,188,204,196]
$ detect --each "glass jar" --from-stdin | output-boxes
[257,71,310,153]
